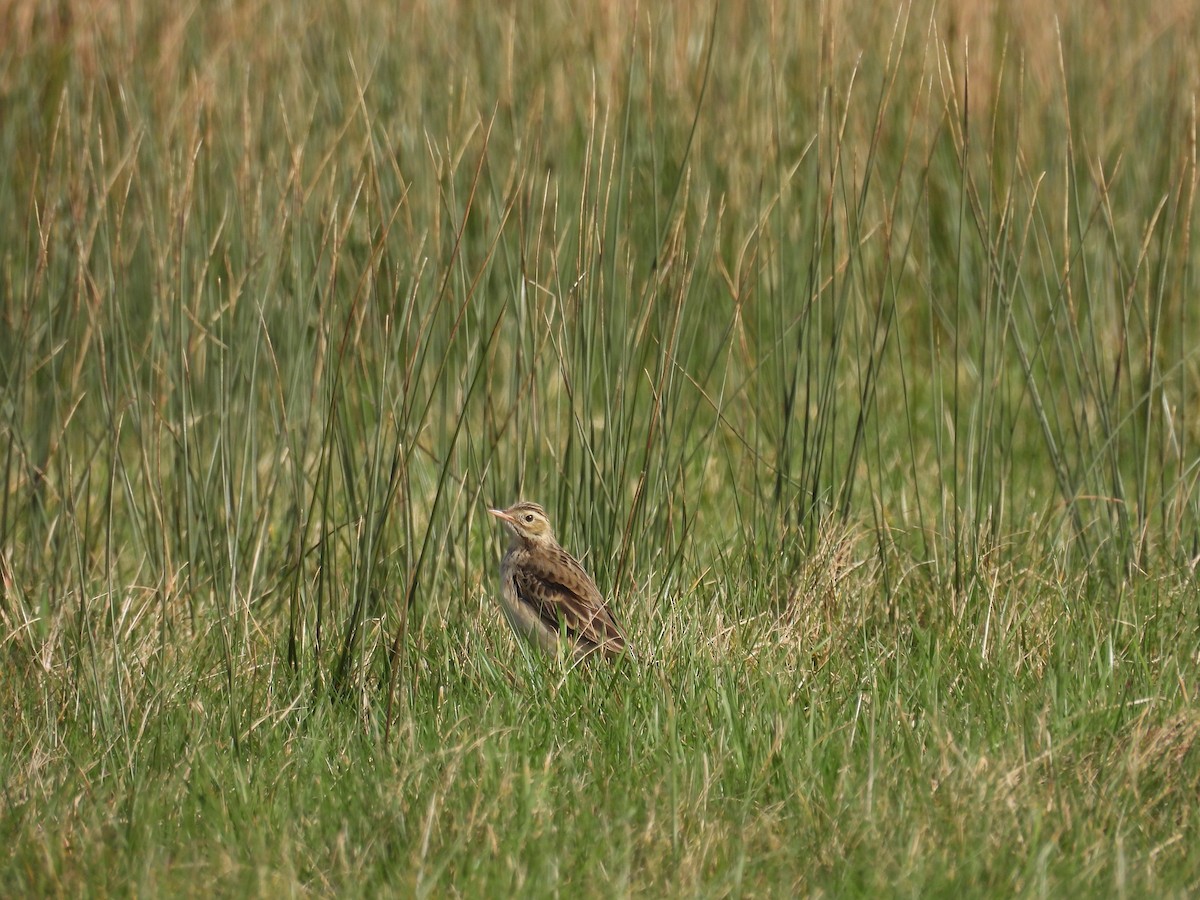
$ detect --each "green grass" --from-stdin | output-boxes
[3,0,1200,895]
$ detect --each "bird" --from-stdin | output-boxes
[486,501,633,662]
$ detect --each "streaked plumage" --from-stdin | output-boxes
[487,501,632,661]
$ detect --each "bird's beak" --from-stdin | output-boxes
[488,507,514,524]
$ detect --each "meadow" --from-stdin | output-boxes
[2,0,1199,895]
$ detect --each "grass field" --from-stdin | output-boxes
[3,0,1200,895]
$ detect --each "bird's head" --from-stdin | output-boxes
[488,501,555,545]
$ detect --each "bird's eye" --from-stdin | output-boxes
[524,514,534,523]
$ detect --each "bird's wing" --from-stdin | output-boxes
[511,549,630,655]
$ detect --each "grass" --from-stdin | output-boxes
[2,0,1200,895]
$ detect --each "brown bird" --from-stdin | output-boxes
[487,501,633,661]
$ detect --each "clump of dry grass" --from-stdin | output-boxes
[772,519,878,658]
[1117,709,1200,812]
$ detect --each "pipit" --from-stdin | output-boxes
[487,501,633,661]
